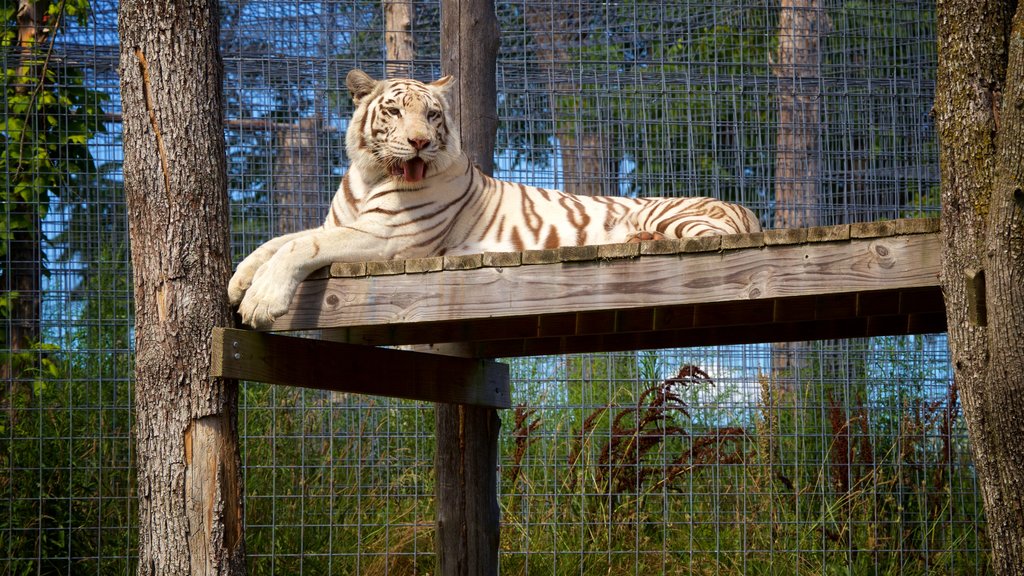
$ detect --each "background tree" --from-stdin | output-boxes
[118,0,245,574]
[384,0,414,77]
[771,0,828,386]
[934,0,1024,572]
[523,2,613,196]
[1,0,104,408]
[773,0,828,231]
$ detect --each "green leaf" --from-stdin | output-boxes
[2,115,25,132]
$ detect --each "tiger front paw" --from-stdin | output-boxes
[236,270,299,329]
[227,270,253,307]
[233,254,302,329]
[228,250,274,306]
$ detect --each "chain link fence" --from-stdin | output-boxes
[2,0,985,574]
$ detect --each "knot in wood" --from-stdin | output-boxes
[870,241,895,269]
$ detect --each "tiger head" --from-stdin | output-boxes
[345,69,461,185]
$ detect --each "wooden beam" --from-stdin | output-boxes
[211,328,510,408]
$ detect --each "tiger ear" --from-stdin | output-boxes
[430,75,455,94]
[430,75,454,89]
[346,69,378,105]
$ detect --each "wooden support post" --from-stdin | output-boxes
[438,1,501,574]
[435,404,501,574]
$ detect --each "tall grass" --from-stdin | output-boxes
[497,348,987,575]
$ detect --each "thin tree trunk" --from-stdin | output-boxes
[14,0,49,93]
[524,4,612,196]
[274,116,324,234]
[440,0,498,173]
[384,0,415,78]
[935,0,1024,572]
[437,3,500,574]
[118,1,245,574]
[773,0,828,230]
[771,0,829,380]
[1,0,49,413]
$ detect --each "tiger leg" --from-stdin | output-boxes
[236,226,395,329]
[228,228,321,306]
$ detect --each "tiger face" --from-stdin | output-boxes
[345,69,461,185]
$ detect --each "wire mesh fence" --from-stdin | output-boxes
[1,0,984,574]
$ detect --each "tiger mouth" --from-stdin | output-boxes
[391,157,427,183]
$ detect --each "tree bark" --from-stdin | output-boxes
[274,116,324,234]
[773,0,829,230]
[1,0,49,412]
[384,0,415,78]
[437,2,501,574]
[934,0,1024,573]
[524,4,611,196]
[14,0,49,93]
[440,0,498,173]
[771,0,830,379]
[118,2,245,575]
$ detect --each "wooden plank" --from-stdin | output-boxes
[366,259,405,275]
[576,310,616,335]
[807,224,850,242]
[312,285,946,353]
[617,308,656,332]
[211,328,510,408]
[273,233,942,332]
[482,251,521,267]
[444,253,483,270]
[694,300,774,327]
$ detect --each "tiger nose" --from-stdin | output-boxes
[409,137,431,151]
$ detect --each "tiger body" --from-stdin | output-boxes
[230,70,760,328]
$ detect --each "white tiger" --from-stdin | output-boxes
[229,70,761,328]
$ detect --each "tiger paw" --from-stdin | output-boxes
[626,231,667,243]
[228,251,273,305]
[236,270,299,329]
[227,269,253,306]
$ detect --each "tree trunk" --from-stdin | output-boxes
[934,0,1024,573]
[118,2,245,575]
[14,0,49,93]
[384,0,415,78]
[557,131,614,196]
[437,2,501,574]
[440,0,498,173]
[524,4,611,196]
[274,116,324,234]
[1,0,49,413]
[771,0,830,379]
[773,0,828,230]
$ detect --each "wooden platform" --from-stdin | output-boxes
[263,218,944,357]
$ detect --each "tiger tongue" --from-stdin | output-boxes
[402,158,426,182]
